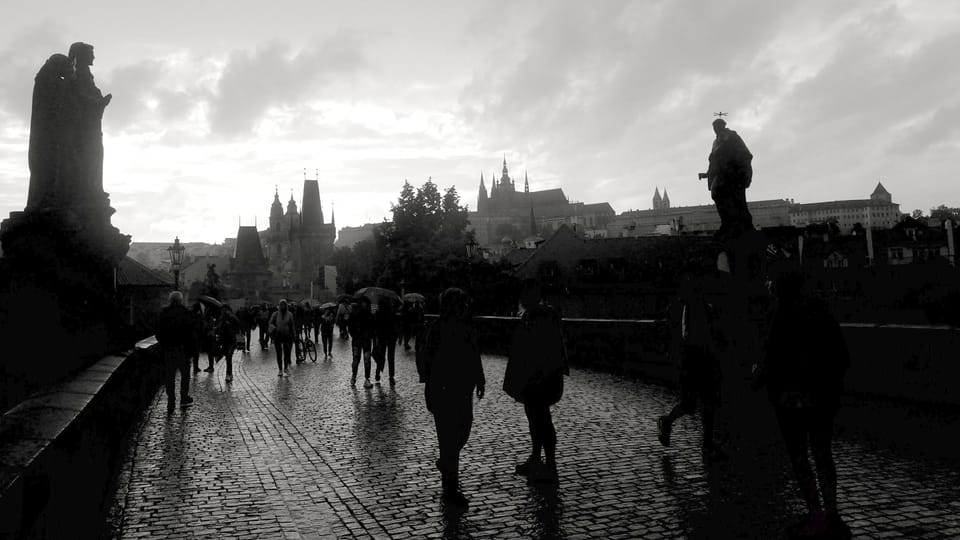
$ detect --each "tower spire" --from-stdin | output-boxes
[524,170,529,193]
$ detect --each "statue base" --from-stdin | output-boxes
[0,205,131,411]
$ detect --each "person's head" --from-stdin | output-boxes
[278,299,288,313]
[191,302,203,315]
[68,42,94,67]
[439,288,470,320]
[518,278,543,311]
[712,118,726,136]
[168,291,184,307]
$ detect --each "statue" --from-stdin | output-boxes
[699,117,753,240]
[25,42,112,211]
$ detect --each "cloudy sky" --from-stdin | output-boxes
[1,1,958,243]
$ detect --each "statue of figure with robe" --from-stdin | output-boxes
[25,42,112,212]
[699,118,754,240]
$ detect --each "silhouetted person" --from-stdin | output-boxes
[188,302,204,373]
[700,118,753,240]
[269,300,295,376]
[348,297,375,388]
[218,305,240,383]
[320,307,335,358]
[155,291,194,412]
[257,303,270,350]
[373,297,399,385]
[504,279,568,482]
[760,271,850,539]
[417,287,485,510]
[202,308,217,372]
[237,306,254,352]
[401,300,424,351]
[311,306,321,345]
[337,301,351,339]
[657,275,725,459]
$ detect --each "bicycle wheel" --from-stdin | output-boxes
[295,339,305,363]
[305,339,317,362]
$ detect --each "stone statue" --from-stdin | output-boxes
[699,118,754,240]
[25,42,111,212]
[26,54,73,210]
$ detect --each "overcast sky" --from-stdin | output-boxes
[1,1,958,243]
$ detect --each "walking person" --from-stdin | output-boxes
[155,291,195,412]
[237,306,254,353]
[417,288,485,510]
[656,273,726,459]
[348,297,375,388]
[257,303,270,350]
[188,302,204,373]
[202,308,218,372]
[217,305,240,383]
[269,299,296,376]
[503,279,568,483]
[320,307,335,358]
[336,300,351,339]
[311,306,321,346]
[759,271,851,538]
[373,297,399,386]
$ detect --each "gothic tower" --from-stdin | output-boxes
[653,187,662,210]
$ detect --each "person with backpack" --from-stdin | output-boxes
[269,300,296,376]
[320,307,336,358]
[417,287,485,510]
[503,279,568,483]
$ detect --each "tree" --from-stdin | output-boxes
[911,209,926,220]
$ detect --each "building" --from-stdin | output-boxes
[335,223,379,249]
[223,225,271,299]
[608,182,901,237]
[789,182,901,233]
[262,178,337,291]
[469,158,616,246]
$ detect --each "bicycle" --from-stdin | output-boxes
[295,330,318,363]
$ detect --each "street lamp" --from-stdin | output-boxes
[167,236,185,290]
[466,237,480,258]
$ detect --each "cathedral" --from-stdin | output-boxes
[262,177,337,291]
[469,158,616,246]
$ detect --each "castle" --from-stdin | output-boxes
[469,158,615,246]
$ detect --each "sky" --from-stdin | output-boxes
[1,0,958,243]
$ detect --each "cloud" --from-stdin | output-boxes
[208,34,366,137]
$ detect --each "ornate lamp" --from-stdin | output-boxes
[167,236,185,289]
[466,237,480,258]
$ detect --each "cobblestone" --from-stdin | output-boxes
[103,337,960,538]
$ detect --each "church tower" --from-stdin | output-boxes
[499,157,515,193]
[524,171,529,193]
[269,186,283,230]
[653,187,662,210]
[477,172,488,214]
[662,189,671,209]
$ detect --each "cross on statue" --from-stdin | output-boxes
[713,111,728,118]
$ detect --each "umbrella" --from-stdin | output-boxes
[402,292,425,303]
[300,299,313,308]
[337,294,353,304]
[319,302,338,310]
[197,295,223,309]
[354,286,400,305]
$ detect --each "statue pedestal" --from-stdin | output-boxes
[0,206,130,409]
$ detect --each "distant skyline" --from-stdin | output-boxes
[1,1,959,243]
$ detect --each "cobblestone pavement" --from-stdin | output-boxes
[104,337,960,539]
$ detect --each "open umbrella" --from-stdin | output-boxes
[197,294,223,309]
[402,292,425,303]
[319,302,338,310]
[300,299,313,308]
[354,286,400,305]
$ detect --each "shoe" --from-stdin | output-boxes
[225,374,233,383]
[825,513,851,540]
[442,489,468,509]
[351,376,357,387]
[515,459,538,476]
[363,379,373,389]
[390,378,396,386]
[167,402,176,414]
[284,368,290,376]
[278,371,284,377]
[180,396,194,408]
[657,416,671,447]
[193,367,201,373]
[204,367,214,373]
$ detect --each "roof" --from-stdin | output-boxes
[795,199,897,211]
[231,226,268,273]
[117,256,173,287]
[582,202,616,214]
[528,189,569,207]
[872,182,890,196]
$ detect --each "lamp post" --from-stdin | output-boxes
[167,236,185,290]
[466,237,479,259]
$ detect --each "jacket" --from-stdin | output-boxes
[503,303,568,404]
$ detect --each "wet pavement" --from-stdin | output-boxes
[103,337,960,539]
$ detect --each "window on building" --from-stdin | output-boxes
[539,261,559,280]
[890,247,904,260]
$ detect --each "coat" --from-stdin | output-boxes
[155,304,193,354]
[503,304,568,404]
[417,317,485,412]
[269,309,296,341]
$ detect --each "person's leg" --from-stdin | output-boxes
[275,340,284,372]
[163,357,176,410]
[541,405,557,468]
[776,407,825,530]
[351,342,361,384]
[179,357,190,400]
[523,402,543,464]
[386,338,396,382]
[224,346,234,380]
[245,329,251,351]
[810,410,839,516]
[362,341,372,384]
[191,352,200,372]
[372,338,384,382]
[283,340,292,370]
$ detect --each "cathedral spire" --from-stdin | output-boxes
[653,187,662,210]
[524,170,529,193]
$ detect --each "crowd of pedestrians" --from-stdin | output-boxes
[154,268,851,536]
